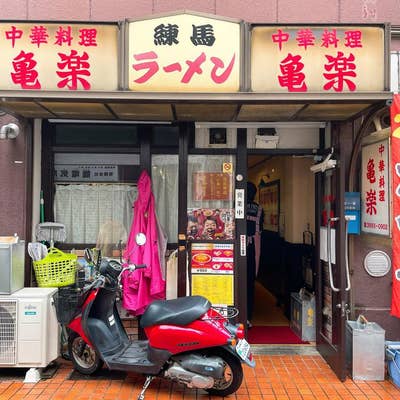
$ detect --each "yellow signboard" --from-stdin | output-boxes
[128,14,241,92]
[0,23,119,90]
[191,274,234,305]
[251,26,385,92]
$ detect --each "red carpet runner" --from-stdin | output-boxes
[247,325,309,344]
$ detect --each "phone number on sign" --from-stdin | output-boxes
[363,222,388,230]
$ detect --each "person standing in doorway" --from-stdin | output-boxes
[246,181,264,328]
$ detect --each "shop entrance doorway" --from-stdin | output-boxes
[247,154,316,345]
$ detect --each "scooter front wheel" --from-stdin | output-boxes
[206,349,243,397]
[68,332,104,374]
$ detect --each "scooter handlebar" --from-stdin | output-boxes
[83,275,105,292]
[94,275,106,288]
[124,264,147,272]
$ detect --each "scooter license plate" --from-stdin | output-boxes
[236,339,250,361]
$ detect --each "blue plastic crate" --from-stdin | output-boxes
[385,341,400,388]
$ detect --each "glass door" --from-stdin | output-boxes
[186,154,236,307]
[315,149,350,381]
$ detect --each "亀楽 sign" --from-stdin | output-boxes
[361,138,390,235]
[251,25,385,92]
[0,23,119,90]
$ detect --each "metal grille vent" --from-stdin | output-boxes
[0,300,17,365]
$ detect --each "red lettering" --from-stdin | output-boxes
[11,51,41,89]
[278,53,307,92]
[296,29,315,50]
[323,52,357,92]
[30,25,49,47]
[56,50,91,90]
[5,26,23,48]
[54,26,73,46]
[271,29,289,50]
[78,28,97,46]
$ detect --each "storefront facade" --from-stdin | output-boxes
[1,2,400,381]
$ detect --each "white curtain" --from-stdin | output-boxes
[54,184,137,245]
[151,155,179,242]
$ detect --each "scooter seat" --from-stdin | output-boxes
[140,295,211,328]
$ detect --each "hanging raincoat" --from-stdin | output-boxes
[122,170,166,315]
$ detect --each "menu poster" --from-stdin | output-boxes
[191,243,234,274]
[193,172,232,201]
[191,274,234,306]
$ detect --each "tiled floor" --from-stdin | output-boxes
[1,352,399,400]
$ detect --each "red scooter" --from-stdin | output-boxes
[64,235,254,400]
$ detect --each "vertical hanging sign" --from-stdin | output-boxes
[361,139,390,235]
[390,94,400,318]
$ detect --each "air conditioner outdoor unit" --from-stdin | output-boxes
[0,287,59,369]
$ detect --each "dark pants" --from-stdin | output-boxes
[247,242,256,321]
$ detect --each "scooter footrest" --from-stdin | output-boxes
[107,342,161,375]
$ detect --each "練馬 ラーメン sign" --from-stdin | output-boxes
[127,14,241,92]
[0,23,119,90]
[251,26,385,92]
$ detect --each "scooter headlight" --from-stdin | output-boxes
[100,259,122,282]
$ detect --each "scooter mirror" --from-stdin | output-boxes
[135,232,146,246]
[84,248,94,263]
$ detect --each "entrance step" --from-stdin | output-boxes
[251,344,319,355]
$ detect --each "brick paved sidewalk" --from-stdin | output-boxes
[1,354,400,400]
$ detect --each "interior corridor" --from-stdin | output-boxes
[252,280,289,326]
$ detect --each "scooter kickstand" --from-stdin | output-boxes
[137,375,155,400]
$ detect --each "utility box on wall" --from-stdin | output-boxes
[0,241,25,294]
[345,192,361,235]
[290,291,316,342]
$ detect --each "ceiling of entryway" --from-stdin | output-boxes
[0,91,391,122]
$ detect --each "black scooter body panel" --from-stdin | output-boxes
[82,286,170,374]
[82,287,128,358]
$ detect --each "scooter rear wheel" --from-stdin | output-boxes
[68,332,104,375]
[206,349,243,397]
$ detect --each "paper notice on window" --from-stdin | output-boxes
[320,226,336,264]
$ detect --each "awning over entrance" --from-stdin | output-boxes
[0,91,392,122]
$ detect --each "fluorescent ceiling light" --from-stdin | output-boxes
[47,119,171,124]
[195,122,325,128]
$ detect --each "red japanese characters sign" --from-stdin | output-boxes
[251,26,385,92]
[128,14,240,92]
[361,138,390,235]
[0,23,118,90]
[391,95,400,318]
[192,172,232,201]
[191,243,234,274]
